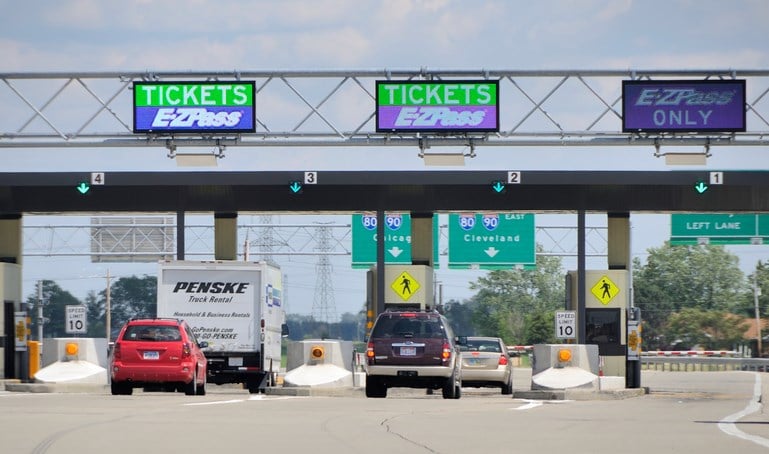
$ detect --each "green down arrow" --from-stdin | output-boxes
[694,181,709,194]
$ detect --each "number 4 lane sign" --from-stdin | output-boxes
[555,311,576,339]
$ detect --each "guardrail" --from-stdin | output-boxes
[641,356,769,372]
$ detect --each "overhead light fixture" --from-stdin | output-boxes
[423,152,466,166]
[654,139,711,165]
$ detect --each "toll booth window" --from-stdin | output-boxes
[585,308,620,344]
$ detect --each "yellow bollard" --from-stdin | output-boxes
[28,341,41,379]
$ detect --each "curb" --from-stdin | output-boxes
[4,382,109,394]
[265,386,365,397]
[514,387,647,401]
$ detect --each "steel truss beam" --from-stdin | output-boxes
[22,220,607,259]
[1,69,767,150]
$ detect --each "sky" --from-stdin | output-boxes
[2,0,769,319]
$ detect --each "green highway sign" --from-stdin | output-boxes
[448,213,535,269]
[351,213,439,268]
[670,213,769,245]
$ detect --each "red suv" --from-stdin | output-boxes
[110,318,208,396]
[365,310,461,399]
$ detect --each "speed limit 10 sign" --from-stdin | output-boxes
[555,310,576,339]
[65,305,87,334]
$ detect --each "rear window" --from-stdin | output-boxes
[460,339,502,352]
[371,315,446,339]
[122,325,182,342]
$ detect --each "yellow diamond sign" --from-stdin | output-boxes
[590,275,620,305]
[391,271,420,301]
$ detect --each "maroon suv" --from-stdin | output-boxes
[365,310,461,399]
[110,318,208,396]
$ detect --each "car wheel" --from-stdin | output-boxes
[442,372,458,399]
[365,376,387,398]
[501,375,513,395]
[111,381,132,396]
[196,371,207,396]
[246,376,261,394]
[184,369,197,396]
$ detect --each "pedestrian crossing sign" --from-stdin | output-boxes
[391,271,420,301]
[590,275,619,305]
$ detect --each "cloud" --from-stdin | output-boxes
[293,27,372,66]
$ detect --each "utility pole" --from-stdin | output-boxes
[106,269,111,343]
[36,280,43,344]
[755,274,763,357]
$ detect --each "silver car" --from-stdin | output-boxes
[458,336,513,395]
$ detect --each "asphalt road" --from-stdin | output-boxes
[1,370,767,454]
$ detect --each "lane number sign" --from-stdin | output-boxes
[555,310,576,339]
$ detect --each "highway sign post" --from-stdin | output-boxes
[448,213,535,269]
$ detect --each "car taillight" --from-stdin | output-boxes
[498,354,509,366]
[182,343,191,359]
[113,342,121,360]
[442,343,452,360]
[366,342,375,364]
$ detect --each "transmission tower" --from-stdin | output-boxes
[311,224,337,324]
[256,215,275,263]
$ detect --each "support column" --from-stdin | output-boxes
[410,212,434,267]
[214,212,238,261]
[0,214,22,380]
[607,212,631,270]
[607,212,640,388]
[0,214,22,265]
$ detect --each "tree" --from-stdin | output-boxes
[740,260,769,319]
[633,243,747,350]
[442,298,478,336]
[523,310,557,345]
[666,308,749,350]
[468,248,565,345]
[95,275,158,336]
[84,290,105,338]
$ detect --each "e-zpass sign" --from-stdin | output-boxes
[133,81,256,133]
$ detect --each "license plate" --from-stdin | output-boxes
[143,351,159,360]
[228,357,244,367]
[400,346,416,356]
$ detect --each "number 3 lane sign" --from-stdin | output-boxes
[555,310,576,339]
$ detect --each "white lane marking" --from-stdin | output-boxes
[515,401,543,410]
[718,373,769,448]
[248,395,305,401]
[512,399,572,410]
[185,399,244,406]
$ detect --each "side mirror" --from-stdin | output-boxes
[455,335,467,345]
[281,323,290,338]
[198,341,209,349]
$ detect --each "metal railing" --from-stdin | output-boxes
[641,356,769,372]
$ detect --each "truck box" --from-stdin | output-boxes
[156,260,286,393]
